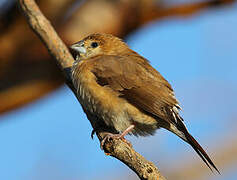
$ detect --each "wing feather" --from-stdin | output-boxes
[90,55,180,124]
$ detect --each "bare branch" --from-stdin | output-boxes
[19,0,74,69]
[18,0,167,179]
[98,132,167,180]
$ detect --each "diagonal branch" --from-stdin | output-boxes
[18,0,167,179]
[19,0,74,69]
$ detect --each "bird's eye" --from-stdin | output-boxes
[91,42,98,48]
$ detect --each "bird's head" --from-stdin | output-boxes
[70,33,130,61]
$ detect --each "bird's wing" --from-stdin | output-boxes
[90,55,181,124]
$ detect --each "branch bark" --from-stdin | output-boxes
[18,0,167,179]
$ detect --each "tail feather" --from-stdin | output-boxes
[185,131,220,174]
[168,120,220,173]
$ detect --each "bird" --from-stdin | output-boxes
[70,33,219,173]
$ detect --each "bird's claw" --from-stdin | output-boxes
[100,125,135,150]
[91,129,96,139]
[100,133,120,150]
[100,133,131,150]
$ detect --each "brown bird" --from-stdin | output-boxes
[70,33,219,173]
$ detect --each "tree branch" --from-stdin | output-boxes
[19,0,74,69]
[18,0,167,179]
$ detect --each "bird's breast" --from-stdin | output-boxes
[75,79,99,113]
[72,63,131,130]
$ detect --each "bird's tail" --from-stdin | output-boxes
[184,130,220,174]
[169,123,220,174]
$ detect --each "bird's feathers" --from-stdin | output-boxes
[91,55,180,125]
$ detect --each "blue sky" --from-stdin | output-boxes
[0,2,237,180]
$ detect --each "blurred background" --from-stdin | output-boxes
[0,0,237,179]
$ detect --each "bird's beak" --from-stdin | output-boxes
[70,41,87,60]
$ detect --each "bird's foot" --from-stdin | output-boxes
[100,133,124,150]
[100,125,135,150]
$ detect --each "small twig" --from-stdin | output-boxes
[18,0,167,179]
